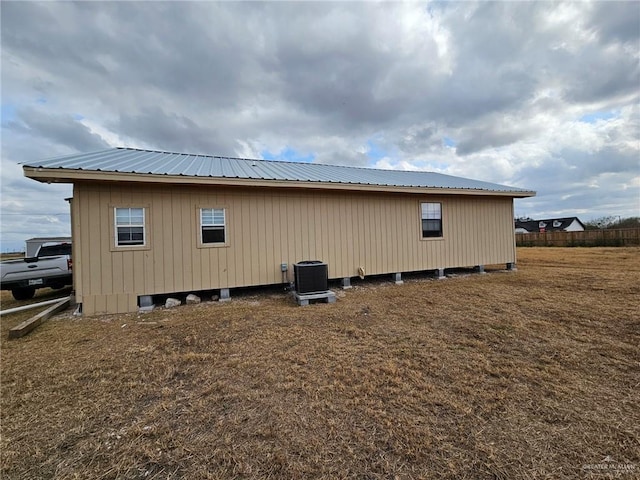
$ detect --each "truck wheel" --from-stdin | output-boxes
[11,287,36,300]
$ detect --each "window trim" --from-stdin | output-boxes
[196,206,229,248]
[420,201,444,240]
[109,205,151,252]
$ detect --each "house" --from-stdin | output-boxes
[515,217,585,234]
[23,147,535,315]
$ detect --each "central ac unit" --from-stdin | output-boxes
[294,261,328,294]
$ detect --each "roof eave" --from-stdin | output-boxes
[23,167,536,198]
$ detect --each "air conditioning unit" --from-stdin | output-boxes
[294,261,328,294]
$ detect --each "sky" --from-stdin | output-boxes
[1,1,639,252]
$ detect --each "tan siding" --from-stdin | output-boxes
[390,198,399,271]
[106,294,118,314]
[354,197,364,272]
[304,195,313,261]
[271,195,282,280]
[116,294,129,314]
[75,182,517,314]
[326,195,338,277]
[387,199,395,271]
[171,191,184,292]
[94,294,106,314]
[367,197,378,275]
[292,196,303,263]
[118,251,130,293]
[240,195,252,286]
[71,187,82,301]
[87,187,102,295]
[97,190,112,295]
[399,198,409,271]
[78,184,92,298]
[510,201,517,263]
[191,205,202,292]
[199,209,211,291]
[264,192,275,283]
[345,194,354,274]
[181,191,194,290]
[158,192,172,291]
[257,192,269,284]
[277,196,290,281]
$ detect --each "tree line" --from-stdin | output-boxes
[584,216,640,230]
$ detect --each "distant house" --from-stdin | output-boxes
[23,147,535,315]
[515,217,585,234]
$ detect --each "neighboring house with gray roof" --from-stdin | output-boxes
[24,147,535,315]
[515,217,585,234]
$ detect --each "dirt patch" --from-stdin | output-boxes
[1,248,639,479]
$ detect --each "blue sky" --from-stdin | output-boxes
[579,111,619,124]
[1,104,16,125]
[261,147,315,164]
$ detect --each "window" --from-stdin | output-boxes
[421,202,442,238]
[115,207,145,246]
[200,208,225,244]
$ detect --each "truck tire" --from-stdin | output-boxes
[11,287,36,300]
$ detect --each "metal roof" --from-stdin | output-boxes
[24,147,532,193]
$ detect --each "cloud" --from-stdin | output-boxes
[6,107,109,152]
[1,1,638,251]
[110,107,238,156]
[586,1,640,45]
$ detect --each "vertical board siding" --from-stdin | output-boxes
[98,190,112,295]
[75,183,516,314]
[87,186,102,295]
[71,189,82,299]
[78,186,92,298]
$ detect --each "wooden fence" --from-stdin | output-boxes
[516,228,640,247]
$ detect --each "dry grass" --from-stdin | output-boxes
[1,248,638,479]
[0,287,73,337]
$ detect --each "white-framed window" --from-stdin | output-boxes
[115,207,145,246]
[421,202,442,238]
[200,208,225,244]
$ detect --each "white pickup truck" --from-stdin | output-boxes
[0,243,73,300]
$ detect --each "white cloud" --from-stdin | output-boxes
[1,0,639,251]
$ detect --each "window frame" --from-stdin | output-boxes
[420,201,444,240]
[109,205,151,251]
[197,206,229,248]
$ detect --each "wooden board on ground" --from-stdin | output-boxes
[8,297,70,339]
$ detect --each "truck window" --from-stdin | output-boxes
[37,244,72,257]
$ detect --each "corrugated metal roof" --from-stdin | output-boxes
[24,147,531,193]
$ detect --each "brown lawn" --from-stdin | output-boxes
[1,247,639,479]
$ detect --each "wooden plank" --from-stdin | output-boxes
[8,297,70,339]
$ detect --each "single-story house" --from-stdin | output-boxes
[23,147,535,315]
[515,217,585,234]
